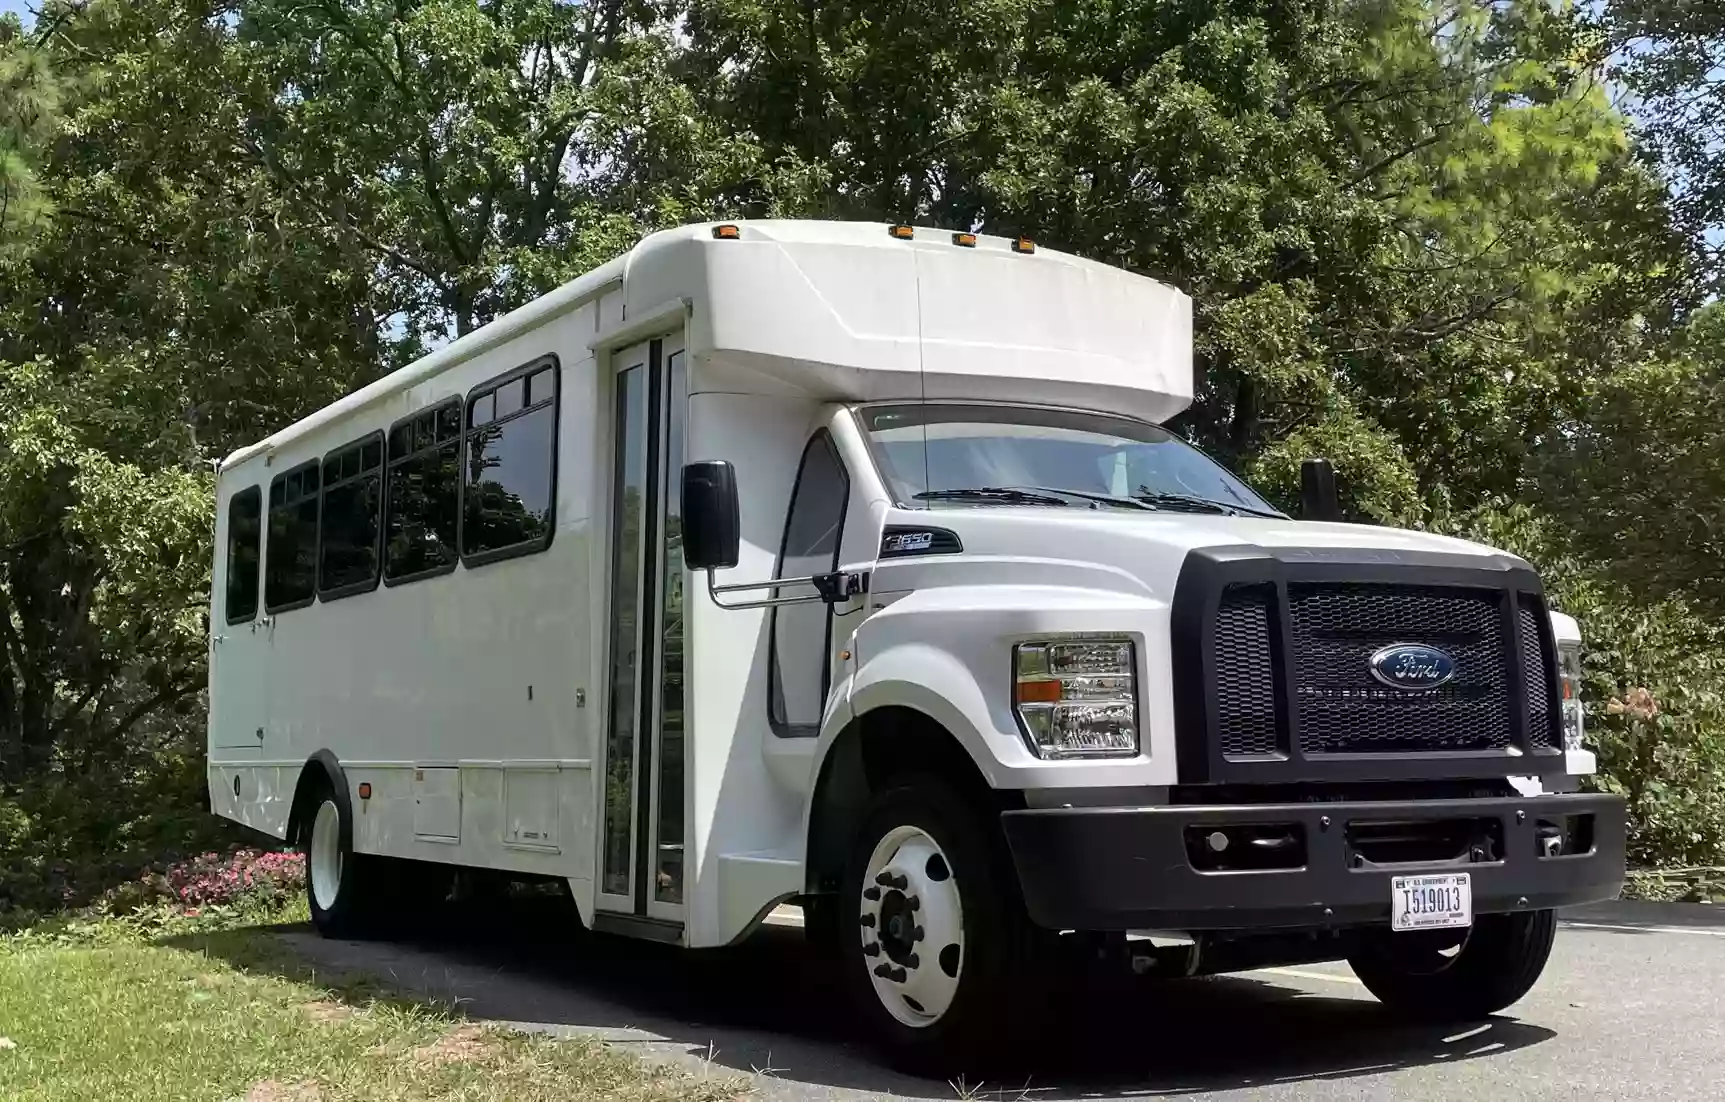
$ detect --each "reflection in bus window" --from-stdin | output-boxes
[463,366,557,560]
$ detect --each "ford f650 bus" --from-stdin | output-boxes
[208,219,1625,1074]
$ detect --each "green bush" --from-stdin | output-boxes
[0,747,249,928]
[1449,504,1725,868]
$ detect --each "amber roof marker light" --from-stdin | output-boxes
[952,232,977,247]
[888,224,915,240]
[1011,236,1036,254]
[712,224,741,239]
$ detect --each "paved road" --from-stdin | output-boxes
[262,900,1723,1101]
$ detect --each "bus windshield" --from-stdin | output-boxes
[857,403,1283,518]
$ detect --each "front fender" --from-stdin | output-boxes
[827,584,1181,791]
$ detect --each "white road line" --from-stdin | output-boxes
[1562,920,1725,939]
[1251,966,1366,986]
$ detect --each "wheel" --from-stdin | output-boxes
[301,778,389,939]
[1347,909,1558,1020]
[840,774,1046,1077]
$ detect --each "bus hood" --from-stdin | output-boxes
[870,507,1526,601]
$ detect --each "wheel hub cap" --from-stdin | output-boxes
[859,825,964,1028]
[310,800,343,912]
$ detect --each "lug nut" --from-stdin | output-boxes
[875,872,892,887]
[906,895,920,911]
[913,926,925,941]
[860,913,875,928]
[874,963,892,978]
[906,953,920,969]
[863,886,881,901]
[863,942,880,957]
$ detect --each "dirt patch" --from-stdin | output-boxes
[229,1080,322,1102]
[300,1000,353,1024]
[409,1022,500,1066]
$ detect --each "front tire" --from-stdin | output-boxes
[840,775,1045,1077]
[1347,909,1557,1020]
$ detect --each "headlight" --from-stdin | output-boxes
[1012,637,1139,759]
[1558,642,1585,750]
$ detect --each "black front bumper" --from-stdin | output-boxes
[1001,792,1625,932]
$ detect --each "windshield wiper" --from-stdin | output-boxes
[916,485,1158,511]
[1133,487,1287,519]
[913,487,1072,507]
[1005,485,1155,511]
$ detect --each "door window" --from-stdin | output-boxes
[601,361,649,898]
[224,487,262,624]
[653,350,687,905]
[768,431,850,737]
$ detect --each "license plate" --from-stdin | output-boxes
[1391,873,1472,932]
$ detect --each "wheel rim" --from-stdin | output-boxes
[859,824,964,1029]
[309,800,343,912]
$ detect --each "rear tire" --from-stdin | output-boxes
[839,774,1047,1078]
[1347,909,1557,1020]
[301,777,389,939]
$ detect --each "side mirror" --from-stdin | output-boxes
[682,460,740,570]
[1300,458,1341,522]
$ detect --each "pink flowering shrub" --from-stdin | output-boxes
[97,848,305,916]
[167,849,305,909]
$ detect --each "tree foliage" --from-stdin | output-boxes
[1,0,1725,910]
[1606,0,1725,292]
[0,14,61,257]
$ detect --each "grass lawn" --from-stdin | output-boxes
[0,910,749,1102]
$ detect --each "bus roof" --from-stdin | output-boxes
[221,220,1193,470]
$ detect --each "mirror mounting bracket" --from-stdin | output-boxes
[705,568,871,611]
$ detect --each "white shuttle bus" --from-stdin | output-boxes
[209,220,1624,1073]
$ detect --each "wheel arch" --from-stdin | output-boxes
[287,750,352,851]
[803,704,1018,898]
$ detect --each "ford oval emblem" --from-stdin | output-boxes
[1369,643,1457,690]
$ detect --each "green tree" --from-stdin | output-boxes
[1536,302,1725,616]
[0,14,60,258]
[231,0,819,345]
[1606,0,1725,291]
[687,0,1682,520]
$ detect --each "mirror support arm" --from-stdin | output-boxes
[705,568,870,611]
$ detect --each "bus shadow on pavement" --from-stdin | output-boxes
[205,896,1557,1099]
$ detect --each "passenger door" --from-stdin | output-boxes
[597,332,690,930]
[210,485,268,754]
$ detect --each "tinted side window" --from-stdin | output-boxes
[224,486,262,624]
[384,401,461,582]
[265,462,320,612]
[769,432,850,735]
[462,361,558,563]
[319,434,384,598]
